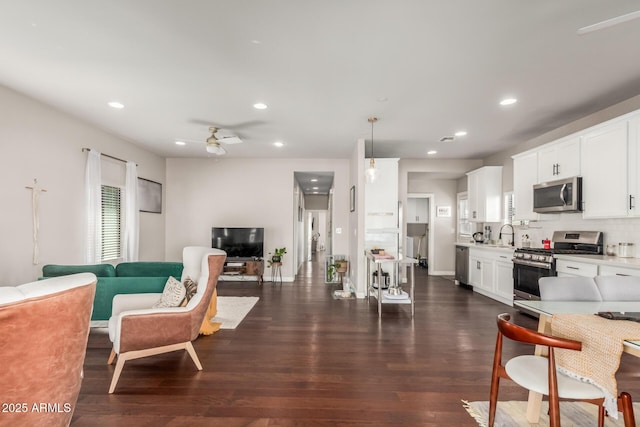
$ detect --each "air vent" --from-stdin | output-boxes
[440,136,454,142]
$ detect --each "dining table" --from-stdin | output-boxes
[513,300,640,423]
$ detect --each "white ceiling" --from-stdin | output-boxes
[1,1,639,160]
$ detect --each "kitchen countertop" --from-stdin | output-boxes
[456,242,515,253]
[554,253,640,268]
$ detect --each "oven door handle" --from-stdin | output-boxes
[513,259,554,270]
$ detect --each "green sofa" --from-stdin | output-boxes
[41,262,184,320]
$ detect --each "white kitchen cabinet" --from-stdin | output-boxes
[469,255,493,293]
[512,151,539,221]
[628,116,640,217]
[467,166,502,222]
[581,120,628,218]
[469,247,514,306]
[495,257,515,302]
[599,264,640,277]
[365,158,400,260]
[406,197,429,223]
[537,136,580,183]
[556,259,597,278]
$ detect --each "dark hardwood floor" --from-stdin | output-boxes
[72,256,640,426]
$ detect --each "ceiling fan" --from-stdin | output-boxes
[577,9,640,35]
[206,127,243,155]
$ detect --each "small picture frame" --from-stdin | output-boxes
[350,185,356,212]
[436,205,451,217]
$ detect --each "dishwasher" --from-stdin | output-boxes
[455,245,469,286]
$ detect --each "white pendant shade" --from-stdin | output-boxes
[366,158,378,183]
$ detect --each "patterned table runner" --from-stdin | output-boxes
[551,313,640,418]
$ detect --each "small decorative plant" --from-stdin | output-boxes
[327,258,348,282]
[268,247,287,267]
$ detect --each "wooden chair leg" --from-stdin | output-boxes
[108,355,127,394]
[488,376,499,427]
[598,404,605,427]
[185,341,203,370]
[107,348,116,365]
[618,392,636,427]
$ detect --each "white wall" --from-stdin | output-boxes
[164,157,350,280]
[0,85,167,284]
[349,139,366,295]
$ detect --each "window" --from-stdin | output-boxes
[504,191,514,225]
[457,192,471,240]
[101,185,122,261]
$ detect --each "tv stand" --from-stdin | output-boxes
[222,258,264,284]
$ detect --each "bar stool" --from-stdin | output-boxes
[271,262,282,284]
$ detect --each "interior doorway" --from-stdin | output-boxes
[406,193,434,270]
[293,171,335,277]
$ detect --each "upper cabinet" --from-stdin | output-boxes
[581,119,628,218]
[512,151,538,221]
[467,166,502,222]
[537,136,580,183]
[406,197,429,223]
[629,116,640,217]
[511,108,640,220]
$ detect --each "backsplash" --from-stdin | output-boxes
[511,213,640,255]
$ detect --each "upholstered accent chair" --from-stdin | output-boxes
[107,247,226,393]
[0,273,97,427]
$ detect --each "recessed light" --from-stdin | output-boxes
[455,131,467,137]
[313,191,319,194]
[175,141,186,146]
[312,187,319,190]
[427,150,437,155]
[273,141,284,147]
[108,101,124,109]
[310,178,318,182]
[251,40,262,44]
[499,97,517,106]
[253,102,268,110]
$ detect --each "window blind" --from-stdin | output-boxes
[101,185,121,261]
[504,192,514,225]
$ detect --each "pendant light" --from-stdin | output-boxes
[366,117,379,183]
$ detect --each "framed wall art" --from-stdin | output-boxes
[138,177,162,213]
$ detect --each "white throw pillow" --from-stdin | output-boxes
[153,276,186,308]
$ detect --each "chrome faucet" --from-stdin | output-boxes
[498,224,515,246]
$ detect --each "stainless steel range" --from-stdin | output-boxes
[513,231,603,302]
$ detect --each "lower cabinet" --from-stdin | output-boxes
[554,255,640,278]
[469,248,514,306]
[556,259,598,278]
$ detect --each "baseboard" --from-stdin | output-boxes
[429,270,454,276]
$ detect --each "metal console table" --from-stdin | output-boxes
[365,251,418,318]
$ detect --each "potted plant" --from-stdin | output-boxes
[268,247,287,267]
[327,258,348,283]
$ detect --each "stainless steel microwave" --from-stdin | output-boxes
[533,176,582,213]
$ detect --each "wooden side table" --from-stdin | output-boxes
[271,262,282,284]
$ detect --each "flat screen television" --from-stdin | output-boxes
[211,227,264,259]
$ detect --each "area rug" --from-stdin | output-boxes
[211,296,259,329]
[463,400,639,427]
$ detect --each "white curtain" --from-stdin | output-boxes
[123,161,139,261]
[85,150,102,264]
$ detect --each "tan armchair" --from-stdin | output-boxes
[0,273,96,427]
[107,247,226,393]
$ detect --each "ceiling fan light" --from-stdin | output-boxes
[206,144,226,155]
